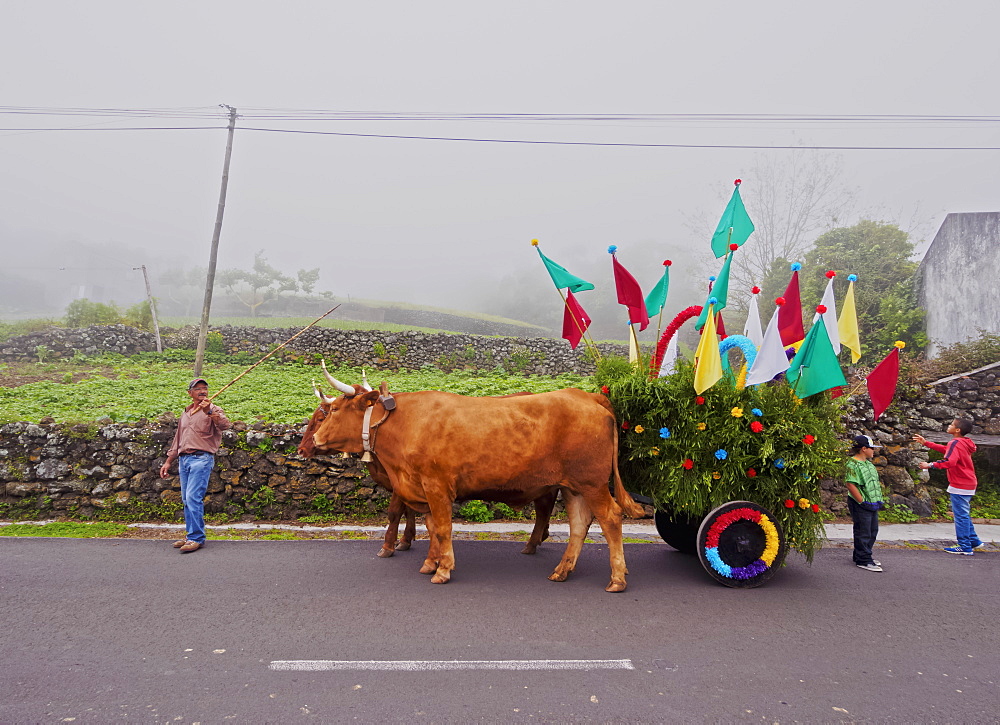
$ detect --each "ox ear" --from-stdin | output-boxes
[360,389,381,407]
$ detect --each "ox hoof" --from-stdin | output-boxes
[548,571,569,582]
[419,562,437,575]
[376,548,395,558]
[521,544,538,555]
[430,572,451,584]
[605,581,627,593]
[395,541,412,551]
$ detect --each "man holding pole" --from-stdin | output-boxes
[159,378,231,553]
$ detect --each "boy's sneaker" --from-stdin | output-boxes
[872,560,882,567]
[857,563,883,572]
[943,546,974,555]
[972,542,986,550]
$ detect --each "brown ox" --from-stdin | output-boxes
[298,383,556,558]
[311,378,643,592]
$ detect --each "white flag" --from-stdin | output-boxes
[814,277,841,354]
[746,304,790,386]
[657,333,680,377]
[742,293,764,349]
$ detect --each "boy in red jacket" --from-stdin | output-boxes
[913,419,983,555]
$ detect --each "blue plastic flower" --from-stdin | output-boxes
[659,427,671,439]
[790,262,802,272]
[708,296,718,306]
[774,458,786,469]
[715,449,728,461]
[848,274,858,282]
[709,275,717,282]
[751,408,763,417]
[607,245,618,254]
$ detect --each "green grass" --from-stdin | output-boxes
[0,359,592,424]
[0,521,127,537]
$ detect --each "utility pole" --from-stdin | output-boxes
[133,265,163,353]
[194,104,238,376]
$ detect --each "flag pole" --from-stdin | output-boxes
[557,288,601,361]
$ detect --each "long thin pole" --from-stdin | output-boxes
[202,304,341,409]
[134,265,163,352]
[194,104,238,376]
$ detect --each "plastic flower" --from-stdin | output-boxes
[697,422,706,431]
[651,447,660,456]
[714,449,728,461]
[601,385,609,395]
[621,421,630,430]
[682,458,694,470]
[802,434,815,445]
[784,499,795,508]
[711,471,722,480]
[695,396,705,405]
[747,468,757,477]
[731,407,744,418]
[774,458,786,469]
[750,421,764,433]
[634,425,645,434]
[751,408,763,417]
[811,503,820,513]
[659,427,671,439]
[798,497,811,509]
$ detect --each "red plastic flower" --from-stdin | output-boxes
[803,434,815,445]
[751,286,761,294]
[784,499,795,508]
[734,178,742,185]
[695,396,705,405]
[750,421,764,433]
[825,270,836,279]
[601,385,609,395]
[729,243,739,251]
[663,259,672,266]
[747,468,757,477]
[621,421,630,430]
[682,458,694,470]
[815,305,827,314]
[775,297,786,306]
[811,503,820,513]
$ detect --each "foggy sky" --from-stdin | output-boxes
[2,1,999,329]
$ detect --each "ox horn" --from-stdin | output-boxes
[320,359,357,396]
[361,368,373,392]
[312,381,335,404]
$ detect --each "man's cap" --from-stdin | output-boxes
[853,434,881,448]
[187,378,208,390]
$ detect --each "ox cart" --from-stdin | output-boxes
[599,355,838,589]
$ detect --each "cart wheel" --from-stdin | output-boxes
[653,509,700,554]
[696,501,787,588]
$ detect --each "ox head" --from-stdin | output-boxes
[302,362,381,456]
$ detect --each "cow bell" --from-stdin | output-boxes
[360,451,373,462]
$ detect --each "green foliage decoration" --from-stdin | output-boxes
[596,356,846,561]
[457,500,491,522]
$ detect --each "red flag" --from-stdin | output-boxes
[716,311,727,338]
[611,254,649,331]
[778,269,804,346]
[561,290,592,349]
[866,347,900,421]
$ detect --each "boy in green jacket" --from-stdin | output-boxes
[845,434,885,572]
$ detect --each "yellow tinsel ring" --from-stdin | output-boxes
[758,514,780,566]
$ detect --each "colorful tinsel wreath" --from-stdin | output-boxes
[703,507,780,580]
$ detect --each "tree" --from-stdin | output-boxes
[64,299,122,327]
[800,220,926,357]
[218,251,301,317]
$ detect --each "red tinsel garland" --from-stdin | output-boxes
[649,304,703,377]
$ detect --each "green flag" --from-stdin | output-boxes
[643,261,671,316]
[710,181,755,258]
[785,313,847,398]
[695,250,734,331]
[535,247,595,293]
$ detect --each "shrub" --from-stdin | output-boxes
[64,299,123,328]
[457,500,491,522]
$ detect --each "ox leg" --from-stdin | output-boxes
[378,493,407,558]
[548,489,592,582]
[522,490,557,555]
[583,491,628,593]
[421,496,455,584]
[397,507,416,551]
[419,510,439,574]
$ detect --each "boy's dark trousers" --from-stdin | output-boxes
[848,498,879,565]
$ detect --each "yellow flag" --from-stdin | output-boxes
[693,303,723,394]
[838,279,861,364]
[628,324,641,366]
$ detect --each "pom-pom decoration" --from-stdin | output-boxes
[747,468,757,477]
[811,504,820,513]
[708,296,718,306]
[607,245,617,254]
[816,305,827,314]
[659,427,671,439]
[712,471,722,480]
[633,425,644,434]
[697,422,707,431]
[894,341,906,349]
[751,286,761,294]
[790,262,802,272]
[695,396,705,405]
[530,239,539,246]
[848,274,858,282]
[734,178,742,185]
[663,260,672,266]
[601,385,609,395]
[715,449,728,460]
[682,458,694,470]
[731,407,744,418]
[751,408,763,416]
[802,434,815,445]
[774,458,786,469]
[825,270,836,279]
[784,499,795,508]
[750,421,764,433]
[709,276,717,282]
[775,297,786,306]
[621,421,630,430]
[798,498,811,510]
[729,243,739,251]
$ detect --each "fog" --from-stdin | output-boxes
[2,1,998,339]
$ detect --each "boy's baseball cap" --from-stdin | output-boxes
[853,434,881,448]
[187,378,208,390]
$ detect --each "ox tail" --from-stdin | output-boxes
[611,425,645,519]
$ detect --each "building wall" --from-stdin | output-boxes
[918,212,1000,357]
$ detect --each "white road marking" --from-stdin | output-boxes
[269,659,634,672]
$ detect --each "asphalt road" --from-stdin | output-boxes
[1,538,997,723]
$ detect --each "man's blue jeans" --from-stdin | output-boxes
[179,452,214,544]
[950,493,982,552]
